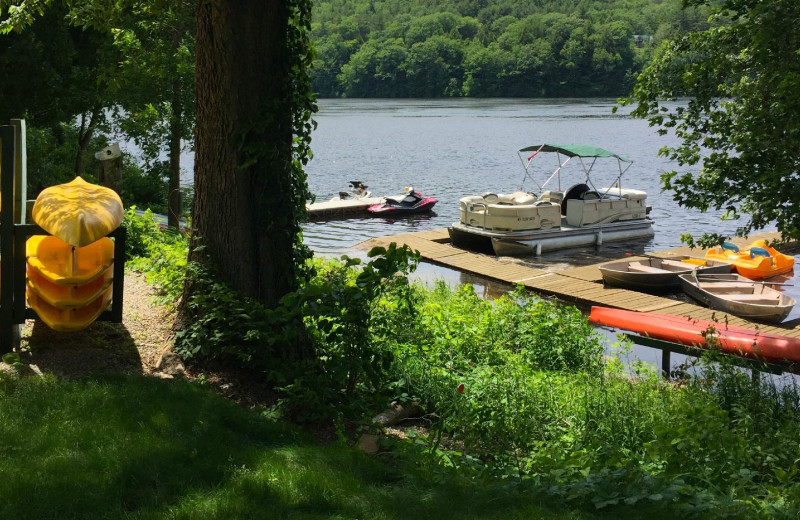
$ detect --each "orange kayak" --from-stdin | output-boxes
[705,240,794,280]
[589,306,800,364]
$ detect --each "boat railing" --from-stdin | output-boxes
[470,202,489,229]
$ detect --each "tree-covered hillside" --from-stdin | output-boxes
[311,0,710,98]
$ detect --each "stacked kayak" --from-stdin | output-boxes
[705,240,795,280]
[27,176,123,332]
[26,236,115,332]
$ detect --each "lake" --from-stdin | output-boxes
[302,98,800,332]
[303,98,754,255]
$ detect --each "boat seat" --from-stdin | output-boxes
[627,262,670,274]
[511,192,536,205]
[722,241,740,253]
[720,294,781,304]
[660,259,698,269]
[696,282,753,292]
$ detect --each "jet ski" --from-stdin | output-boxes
[367,187,437,215]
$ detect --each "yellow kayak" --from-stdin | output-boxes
[26,268,113,309]
[32,176,123,247]
[26,235,114,285]
[26,284,113,332]
[705,240,795,280]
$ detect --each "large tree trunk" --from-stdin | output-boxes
[189,1,300,307]
[74,109,100,176]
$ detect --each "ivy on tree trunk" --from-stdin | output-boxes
[185,0,315,358]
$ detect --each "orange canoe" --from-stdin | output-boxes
[589,306,800,365]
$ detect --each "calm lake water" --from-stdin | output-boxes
[304,98,750,254]
[303,98,800,337]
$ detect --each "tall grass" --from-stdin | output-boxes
[379,281,800,517]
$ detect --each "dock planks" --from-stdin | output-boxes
[356,228,800,338]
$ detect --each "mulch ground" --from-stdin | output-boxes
[17,271,280,410]
[18,272,174,378]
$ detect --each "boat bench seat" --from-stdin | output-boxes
[565,197,648,227]
[660,259,699,270]
[722,294,781,304]
[459,193,561,232]
[627,262,670,274]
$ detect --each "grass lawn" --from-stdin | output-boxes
[0,375,606,520]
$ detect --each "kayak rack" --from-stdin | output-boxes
[0,122,125,353]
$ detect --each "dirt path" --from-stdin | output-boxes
[19,272,175,377]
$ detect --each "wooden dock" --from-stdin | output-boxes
[358,229,800,339]
[306,198,380,220]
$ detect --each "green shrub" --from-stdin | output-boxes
[175,243,420,423]
[124,207,188,302]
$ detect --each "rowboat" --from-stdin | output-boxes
[704,240,795,280]
[588,306,800,365]
[678,273,795,323]
[599,256,732,291]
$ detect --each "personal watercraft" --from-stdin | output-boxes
[367,187,437,215]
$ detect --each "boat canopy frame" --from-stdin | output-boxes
[517,144,633,197]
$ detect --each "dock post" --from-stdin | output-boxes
[661,349,671,379]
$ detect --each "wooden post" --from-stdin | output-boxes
[9,119,26,224]
[0,126,18,352]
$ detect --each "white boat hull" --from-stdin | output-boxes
[449,218,654,256]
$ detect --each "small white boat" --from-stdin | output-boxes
[678,273,796,323]
[599,257,732,291]
[449,144,654,256]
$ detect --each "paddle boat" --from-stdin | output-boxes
[704,240,795,280]
[27,177,122,332]
[448,144,654,256]
[599,256,732,291]
[678,272,795,323]
[589,306,800,365]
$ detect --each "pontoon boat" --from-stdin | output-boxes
[448,144,654,256]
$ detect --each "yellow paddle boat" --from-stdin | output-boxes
[26,268,113,309]
[704,240,795,280]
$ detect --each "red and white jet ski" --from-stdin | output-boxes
[367,187,437,216]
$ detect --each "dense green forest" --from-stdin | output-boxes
[310,0,710,97]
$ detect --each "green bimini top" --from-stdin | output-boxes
[519,144,631,162]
